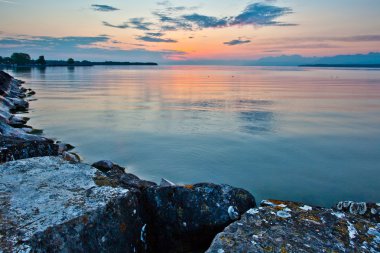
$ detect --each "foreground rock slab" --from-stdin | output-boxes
[0,156,145,253]
[207,199,380,253]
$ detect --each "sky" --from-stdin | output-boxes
[0,0,380,63]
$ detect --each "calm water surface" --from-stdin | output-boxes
[9,66,380,206]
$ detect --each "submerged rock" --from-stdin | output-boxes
[144,183,256,253]
[0,156,146,253]
[206,199,380,253]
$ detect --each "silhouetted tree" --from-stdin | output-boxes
[67,58,75,65]
[36,55,46,65]
[11,53,31,65]
[3,57,12,64]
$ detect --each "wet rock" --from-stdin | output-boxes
[335,201,380,223]
[92,160,157,191]
[93,159,125,173]
[0,121,43,141]
[8,114,29,127]
[61,151,81,163]
[206,199,380,253]
[0,156,146,253]
[26,90,36,96]
[0,71,62,162]
[57,142,75,153]
[0,109,29,127]
[143,183,256,253]
[0,71,35,140]
[0,136,59,163]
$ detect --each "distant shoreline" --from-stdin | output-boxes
[300,64,380,68]
[0,61,158,68]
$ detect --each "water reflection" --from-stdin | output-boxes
[67,66,75,72]
[7,66,380,207]
[13,67,32,74]
[239,110,274,134]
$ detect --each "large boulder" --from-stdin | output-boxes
[143,183,256,252]
[0,156,146,252]
[0,136,59,163]
[206,199,380,253]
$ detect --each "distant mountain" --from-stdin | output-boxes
[247,52,380,66]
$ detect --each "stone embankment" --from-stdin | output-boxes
[0,71,379,252]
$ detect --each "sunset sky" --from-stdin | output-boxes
[0,0,380,63]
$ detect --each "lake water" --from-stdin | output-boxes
[8,66,380,207]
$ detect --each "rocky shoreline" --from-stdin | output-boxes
[0,70,379,252]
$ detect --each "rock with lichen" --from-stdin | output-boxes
[0,135,59,163]
[0,156,146,253]
[143,183,256,253]
[206,199,380,253]
[334,201,380,223]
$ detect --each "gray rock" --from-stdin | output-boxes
[92,159,125,173]
[0,70,63,163]
[61,151,81,163]
[335,201,380,223]
[0,156,146,252]
[0,109,29,127]
[56,142,75,153]
[92,160,157,191]
[0,121,44,141]
[0,135,59,163]
[0,71,38,141]
[143,183,256,253]
[160,178,176,186]
[206,199,380,253]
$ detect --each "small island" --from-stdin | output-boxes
[0,52,158,68]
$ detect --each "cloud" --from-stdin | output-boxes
[329,35,380,42]
[153,12,193,31]
[155,1,198,12]
[102,18,154,31]
[0,0,19,4]
[129,18,153,31]
[136,35,177,43]
[91,4,119,12]
[151,2,295,31]
[231,3,295,26]
[268,34,380,44]
[0,35,110,49]
[109,2,294,35]
[182,14,229,28]
[0,34,185,62]
[285,43,339,49]
[224,38,251,46]
[146,32,165,37]
[102,21,129,29]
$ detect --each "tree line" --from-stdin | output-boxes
[0,53,75,66]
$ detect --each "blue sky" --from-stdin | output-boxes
[0,0,379,63]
